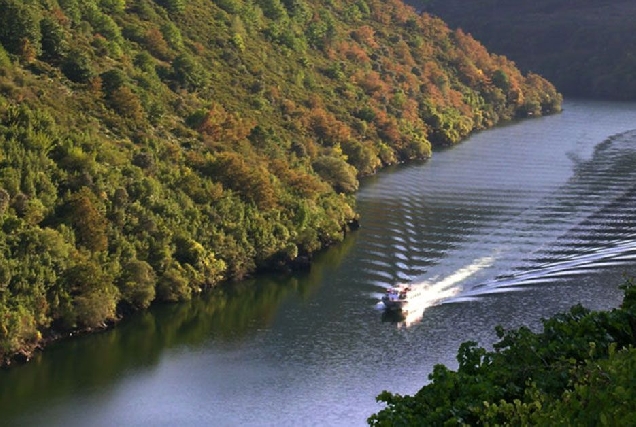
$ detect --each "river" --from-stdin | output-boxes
[2,99,636,426]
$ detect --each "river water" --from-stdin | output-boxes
[2,100,636,426]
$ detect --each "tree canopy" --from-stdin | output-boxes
[0,0,560,365]
[369,279,636,425]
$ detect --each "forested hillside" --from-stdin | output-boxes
[413,0,636,100]
[0,0,561,365]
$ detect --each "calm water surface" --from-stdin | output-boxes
[2,100,636,426]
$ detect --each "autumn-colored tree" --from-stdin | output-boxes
[198,103,256,145]
[144,27,172,61]
[269,159,329,199]
[66,187,108,252]
[355,70,389,98]
[337,41,370,64]
[351,25,378,48]
[306,107,352,146]
[205,152,279,210]
[109,86,145,121]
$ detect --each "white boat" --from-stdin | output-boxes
[381,284,422,312]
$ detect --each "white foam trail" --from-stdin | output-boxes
[463,238,636,296]
[428,256,495,290]
[382,256,496,328]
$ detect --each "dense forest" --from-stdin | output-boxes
[368,280,636,425]
[0,0,561,365]
[410,0,636,100]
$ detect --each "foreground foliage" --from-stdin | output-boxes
[0,0,560,364]
[369,280,636,425]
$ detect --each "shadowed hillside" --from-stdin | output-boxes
[410,0,636,100]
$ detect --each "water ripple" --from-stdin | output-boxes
[357,109,636,316]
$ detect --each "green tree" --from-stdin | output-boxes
[99,0,126,14]
[157,0,186,13]
[118,260,156,309]
[0,0,41,56]
[100,68,127,95]
[172,53,208,91]
[259,0,288,20]
[61,257,119,329]
[369,281,636,426]
[61,50,94,83]
[58,0,81,24]
[40,16,68,62]
[156,266,191,302]
[312,155,359,194]
[0,188,9,216]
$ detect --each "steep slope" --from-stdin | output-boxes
[0,0,561,364]
[413,0,636,100]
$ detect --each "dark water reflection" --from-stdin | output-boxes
[2,100,636,426]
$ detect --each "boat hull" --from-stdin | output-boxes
[381,284,423,312]
[381,297,408,312]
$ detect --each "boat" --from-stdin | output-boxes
[381,284,421,312]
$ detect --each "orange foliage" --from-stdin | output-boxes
[51,7,71,27]
[110,86,145,121]
[306,93,324,109]
[455,57,488,87]
[199,103,256,145]
[266,85,281,103]
[354,70,389,97]
[213,152,278,210]
[145,27,171,60]
[448,88,470,114]
[306,107,352,145]
[401,98,419,122]
[398,71,421,95]
[338,41,370,64]
[191,42,205,55]
[88,76,104,98]
[372,8,391,25]
[421,62,450,106]
[351,25,379,49]
[269,159,328,199]
[393,40,415,67]
[418,13,450,41]
[462,33,491,68]
[388,0,413,24]
[281,98,299,117]
[324,46,338,61]
[373,109,401,144]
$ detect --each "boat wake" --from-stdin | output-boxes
[378,235,636,327]
[460,236,636,299]
[377,256,495,327]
